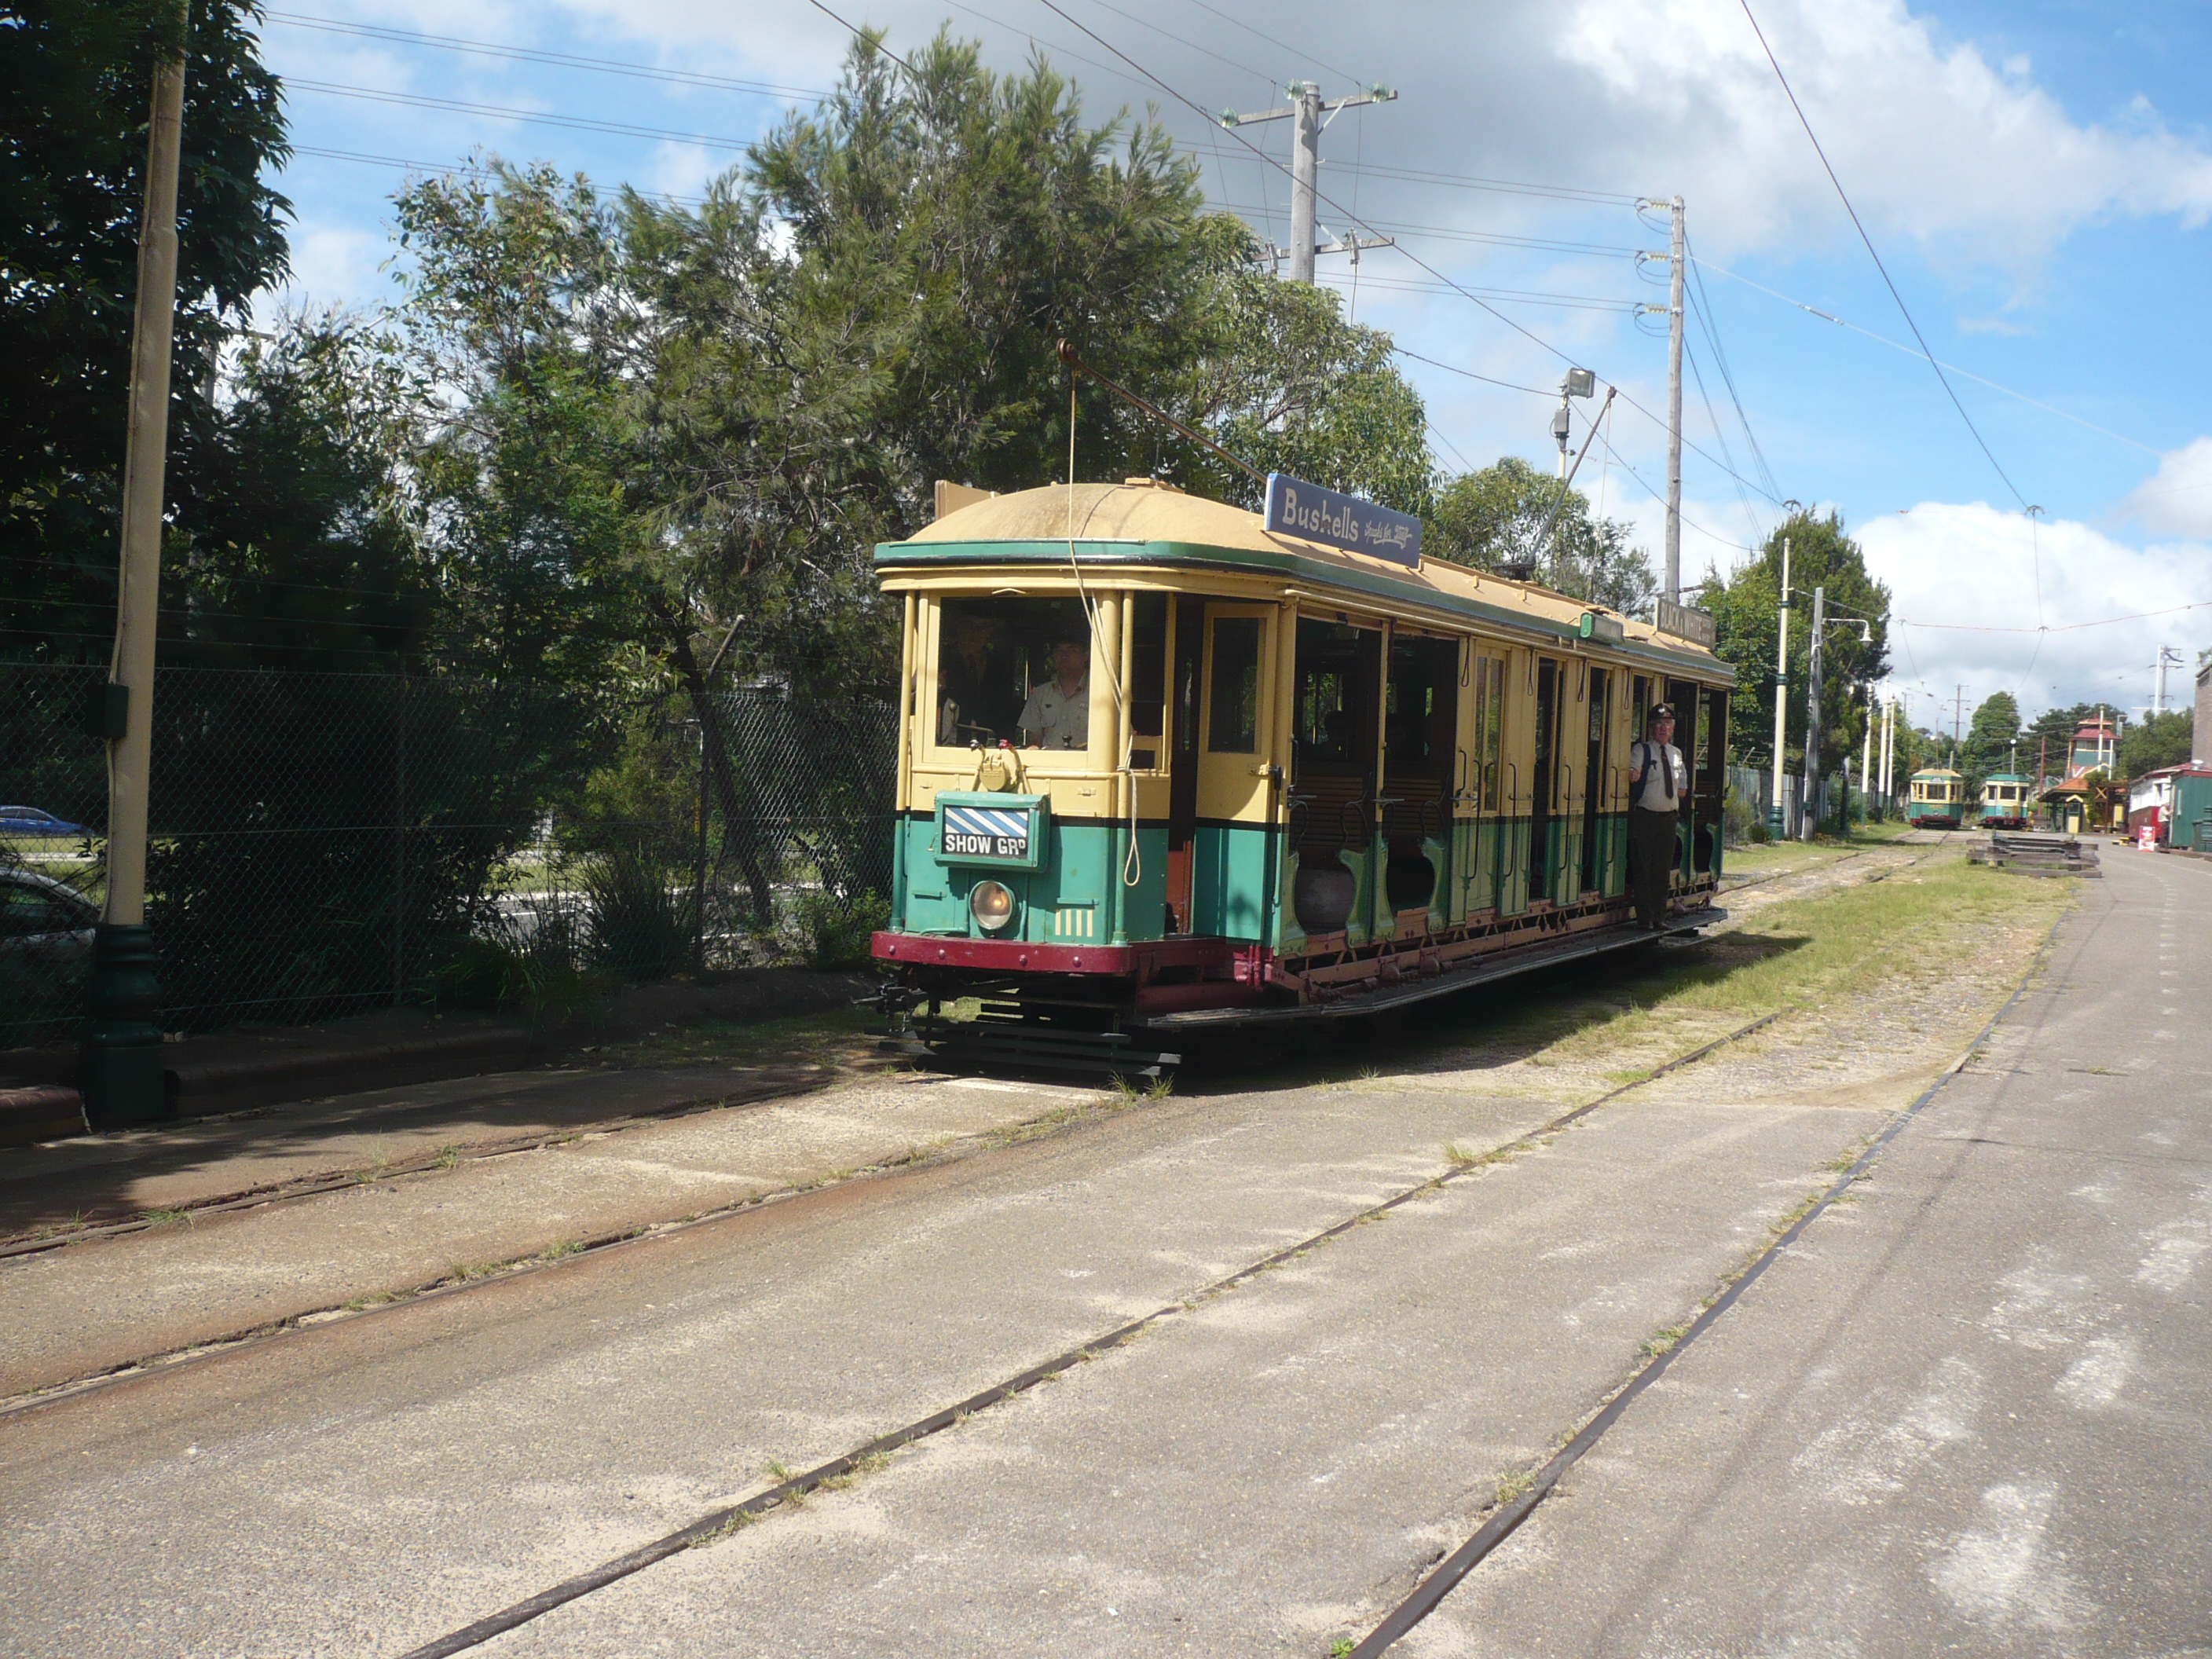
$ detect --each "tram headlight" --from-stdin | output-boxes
[969,880,1016,932]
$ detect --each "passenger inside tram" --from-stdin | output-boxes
[935,597,1093,749]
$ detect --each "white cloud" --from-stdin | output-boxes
[1860,501,2211,720]
[2120,438,2212,540]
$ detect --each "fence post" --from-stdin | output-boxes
[694,716,709,969]
[392,672,407,1007]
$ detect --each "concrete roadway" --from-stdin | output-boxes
[2,850,2202,1657]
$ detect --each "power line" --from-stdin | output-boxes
[1390,348,1554,398]
[1069,0,1275,82]
[1690,254,2163,458]
[1683,237,1781,500]
[1179,0,1364,84]
[1734,0,2027,510]
[1022,0,1787,511]
[284,79,757,151]
[1683,332,1765,544]
[1319,159,1643,207]
[262,11,830,100]
[803,0,915,74]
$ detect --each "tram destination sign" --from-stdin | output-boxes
[1263,473,1421,568]
[1654,595,1717,650]
[934,792,1047,870]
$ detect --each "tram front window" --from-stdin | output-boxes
[935,597,1094,751]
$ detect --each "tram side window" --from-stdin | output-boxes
[1207,616,1262,753]
[1472,654,1505,811]
[1130,593,1167,748]
[935,595,1092,750]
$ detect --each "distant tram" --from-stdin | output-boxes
[1907,767,1967,830]
[1977,771,2032,830]
[870,478,1734,1069]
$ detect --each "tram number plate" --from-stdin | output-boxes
[943,804,1031,861]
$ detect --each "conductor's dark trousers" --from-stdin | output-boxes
[1629,806,1679,929]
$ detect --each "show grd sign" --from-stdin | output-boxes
[1263,473,1422,568]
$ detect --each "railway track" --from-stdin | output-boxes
[383,1000,1843,1659]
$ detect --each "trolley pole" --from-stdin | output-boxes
[1767,538,1789,840]
[83,5,189,1126]
[1223,83,1397,283]
[1801,585,1825,841]
[1664,196,1685,605]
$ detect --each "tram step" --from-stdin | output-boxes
[912,1018,1181,1079]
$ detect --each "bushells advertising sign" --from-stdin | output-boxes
[1263,473,1422,568]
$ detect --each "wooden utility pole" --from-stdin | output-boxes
[1664,196,1685,604]
[83,7,189,1125]
[1801,585,1824,840]
[1767,537,1789,839]
[1222,82,1397,282]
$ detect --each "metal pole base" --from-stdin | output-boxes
[1764,806,1783,841]
[81,922,171,1126]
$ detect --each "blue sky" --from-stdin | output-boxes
[250,0,2212,732]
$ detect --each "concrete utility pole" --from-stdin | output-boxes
[1664,196,1685,604]
[1767,537,1790,840]
[1953,684,1967,760]
[1861,687,1874,810]
[84,3,189,1126]
[1801,584,1825,840]
[2155,644,2181,714]
[1224,82,1397,283]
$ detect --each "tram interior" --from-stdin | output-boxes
[1382,635,1458,914]
[1289,620,1382,936]
[932,595,1093,747]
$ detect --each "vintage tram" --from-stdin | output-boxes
[868,479,1734,1071]
[1906,767,1968,830]
[1976,771,2032,830]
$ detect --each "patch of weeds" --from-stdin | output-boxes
[686,1509,760,1549]
[763,1457,793,1484]
[1331,1641,1357,1658]
[539,1240,585,1262]
[434,1144,463,1170]
[141,1208,191,1226]
[1495,1469,1536,1505]
[1641,1322,1689,1358]
[1145,1073,1174,1101]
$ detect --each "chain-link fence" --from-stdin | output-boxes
[1,665,896,1053]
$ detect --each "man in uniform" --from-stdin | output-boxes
[1628,701,1685,930]
[1019,637,1090,750]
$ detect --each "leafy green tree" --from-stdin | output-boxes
[1701,510,1890,775]
[1426,456,1654,612]
[1180,238,1431,513]
[2119,709,2192,778]
[2,0,289,663]
[1960,690,2023,788]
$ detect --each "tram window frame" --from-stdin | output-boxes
[1205,613,1264,755]
[925,594,1098,760]
[1471,651,1506,813]
[1127,591,1168,770]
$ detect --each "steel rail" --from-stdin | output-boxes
[388,1005,1795,1658]
[1344,919,2058,1656]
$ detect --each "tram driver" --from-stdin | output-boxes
[1018,636,1090,750]
[1629,701,1685,931]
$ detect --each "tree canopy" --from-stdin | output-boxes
[2119,709,2192,778]
[1701,510,1891,775]
[1425,456,1655,613]
[2,0,291,664]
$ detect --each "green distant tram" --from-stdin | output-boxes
[870,478,1734,1070]
[1907,767,1968,830]
[1977,771,2033,830]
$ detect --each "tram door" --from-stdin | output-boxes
[1192,604,1275,939]
[1164,598,1204,932]
[1531,657,1562,904]
[1579,668,1611,894]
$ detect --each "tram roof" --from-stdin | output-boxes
[877,481,1731,679]
[1911,767,1965,780]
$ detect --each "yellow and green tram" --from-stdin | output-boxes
[1907,767,1968,830]
[870,480,1734,1068]
[1977,771,2032,830]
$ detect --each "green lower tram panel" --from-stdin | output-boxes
[893,809,1705,950]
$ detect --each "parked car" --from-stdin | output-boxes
[0,806,92,839]
[0,866,99,972]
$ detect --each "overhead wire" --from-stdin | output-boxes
[262,12,830,99]
[1683,237,1782,500]
[1734,0,2027,509]
[1690,254,2162,458]
[1018,0,1789,512]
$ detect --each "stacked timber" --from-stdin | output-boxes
[1972,832,2102,877]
